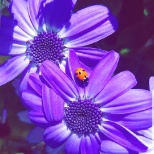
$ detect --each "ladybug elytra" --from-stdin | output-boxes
[75,68,89,82]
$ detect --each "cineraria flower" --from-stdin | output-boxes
[22,50,152,153]
[0,0,117,91]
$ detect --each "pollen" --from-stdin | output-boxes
[26,32,64,65]
[64,99,102,135]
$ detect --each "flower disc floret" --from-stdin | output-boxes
[64,99,102,135]
[27,32,64,65]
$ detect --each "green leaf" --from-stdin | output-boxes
[120,48,130,55]
[144,9,149,16]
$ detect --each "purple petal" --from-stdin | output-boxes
[43,0,75,32]
[28,73,42,96]
[29,110,49,128]
[100,140,129,154]
[12,79,21,96]
[67,49,80,82]
[42,83,64,123]
[85,51,119,98]
[17,110,32,124]
[0,42,27,56]
[89,134,100,153]
[140,148,154,154]
[27,0,43,30]
[100,121,148,152]
[72,0,77,5]
[137,127,152,140]
[0,17,31,56]
[10,0,36,36]
[67,49,92,78]
[27,127,44,143]
[22,90,42,110]
[66,49,81,82]
[95,71,137,105]
[149,77,154,92]
[74,47,108,68]
[94,132,105,144]
[60,5,118,47]
[136,128,152,148]
[136,137,152,149]
[0,16,32,41]
[65,134,81,154]
[80,135,99,154]
[67,49,97,80]
[101,89,151,114]
[117,109,152,130]
[19,65,38,93]
[0,55,29,86]
[79,61,92,78]
[43,122,71,148]
[66,49,92,97]
[41,60,79,101]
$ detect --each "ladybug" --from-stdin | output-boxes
[75,68,89,82]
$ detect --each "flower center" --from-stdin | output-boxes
[26,32,64,65]
[64,99,102,135]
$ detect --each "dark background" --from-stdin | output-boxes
[0,0,154,153]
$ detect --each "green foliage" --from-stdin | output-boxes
[120,48,130,55]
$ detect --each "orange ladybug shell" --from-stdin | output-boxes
[75,68,88,81]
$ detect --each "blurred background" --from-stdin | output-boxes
[0,0,154,153]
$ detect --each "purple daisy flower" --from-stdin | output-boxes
[0,0,117,91]
[22,50,152,153]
